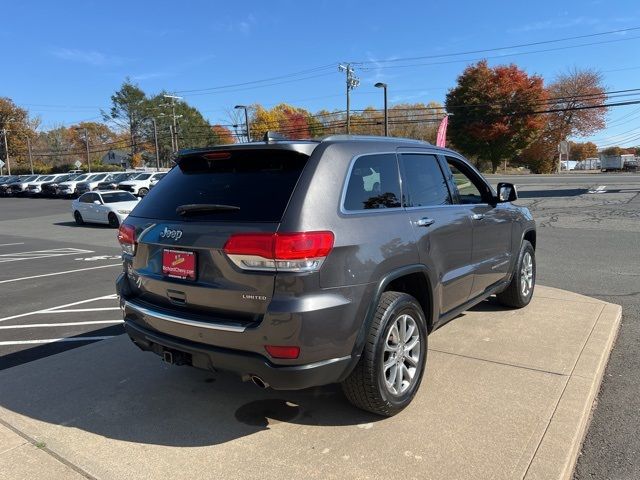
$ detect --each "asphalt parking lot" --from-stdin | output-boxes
[0,173,639,478]
[0,198,122,370]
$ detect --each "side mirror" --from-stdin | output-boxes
[496,182,518,203]
[93,200,101,205]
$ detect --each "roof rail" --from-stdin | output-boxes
[321,134,431,145]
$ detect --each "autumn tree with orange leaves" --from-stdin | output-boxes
[446,60,547,172]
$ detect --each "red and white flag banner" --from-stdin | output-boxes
[436,115,448,147]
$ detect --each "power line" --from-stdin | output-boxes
[358,35,640,71]
[353,26,640,65]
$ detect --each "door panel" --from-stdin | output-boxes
[468,204,513,296]
[442,155,513,298]
[407,207,473,314]
[399,151,474,316]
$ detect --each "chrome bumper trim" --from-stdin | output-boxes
[124,299,247,333]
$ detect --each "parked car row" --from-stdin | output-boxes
[0,171,167,198]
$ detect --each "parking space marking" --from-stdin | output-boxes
[0,337,114,346]
[0,320,123,330]
[0,263,121,284]
[46,308,120,313]
[0,243,26,247]
[0,294,118,323]
[0,247,93,263]
[588,185,607,194]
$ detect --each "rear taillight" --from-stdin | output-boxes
[223,231,334,272]
[117,224,137,255]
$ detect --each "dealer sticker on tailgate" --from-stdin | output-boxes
[162,249,196,280]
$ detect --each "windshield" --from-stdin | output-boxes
[110,173,131,182]
[101,192,137,203]
[72,174,90,182]
[134,173,152,180]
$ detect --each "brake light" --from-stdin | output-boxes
[223,231,334,272]
[117,224,137,255]
[265,345,300,359]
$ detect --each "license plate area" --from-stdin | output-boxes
[162,249,196,280]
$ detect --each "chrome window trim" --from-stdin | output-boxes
[339,151,404,215]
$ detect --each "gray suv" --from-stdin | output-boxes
[116,135,536,416]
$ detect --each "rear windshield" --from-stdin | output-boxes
[132,149,309,222]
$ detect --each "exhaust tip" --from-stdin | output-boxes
[250,375,269,389]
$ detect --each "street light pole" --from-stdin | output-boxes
[1,129,10,175]
[151,118,160,171]
[84,128,91,173]
[234,105,251,142]
[374,82,388,136]
[26,136,34,174]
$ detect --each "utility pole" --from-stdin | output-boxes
[75,127,91,173]
[163,94,183,152]
[338,64,360,134]
[151,118,160,171]
[169,125,176,152]
[26,136,34,174]
[234,105,251,142]
[1,129,10,175]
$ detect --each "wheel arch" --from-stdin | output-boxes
[340,265,436,382]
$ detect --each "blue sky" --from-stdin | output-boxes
[2,0,640,147]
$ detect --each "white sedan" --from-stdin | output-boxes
[71,190,140,228]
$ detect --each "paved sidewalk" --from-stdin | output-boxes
[0,286,621,480]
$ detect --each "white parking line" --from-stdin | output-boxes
[0,337,114,346]
[0,243,26,247]
[0,264,121,284]
[46,308,121,313]
[0,320,123,329]
[0,294,118,323]
[0,248,94,264]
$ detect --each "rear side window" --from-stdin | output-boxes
[343,153,401,211]
[400,154,451,207]
[131,149,309,222]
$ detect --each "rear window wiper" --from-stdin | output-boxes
[176,204,241,216]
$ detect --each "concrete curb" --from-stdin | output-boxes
[524,302,622,479]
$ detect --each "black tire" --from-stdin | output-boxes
[138,188,149,197]
[108,212,119,228]
[341,291,428,417]
[496,240,536,308]
[73,211,84,225]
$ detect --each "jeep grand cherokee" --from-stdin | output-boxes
[116,134,536,416]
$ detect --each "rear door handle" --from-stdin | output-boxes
[416,217,435,227]
[471,213,485,220]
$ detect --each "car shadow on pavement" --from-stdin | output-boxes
[0,337,384,447]
[517,188,586,198]
[468,297,514,313]
[53,221,115,229]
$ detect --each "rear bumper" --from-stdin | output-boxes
[124,320,352,390]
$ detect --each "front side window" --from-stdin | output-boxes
[344,153,401,211]
[400,154,451,207]
[445,157,488,205]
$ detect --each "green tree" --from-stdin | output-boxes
[102,79,147,159]
[446,60,547,172]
